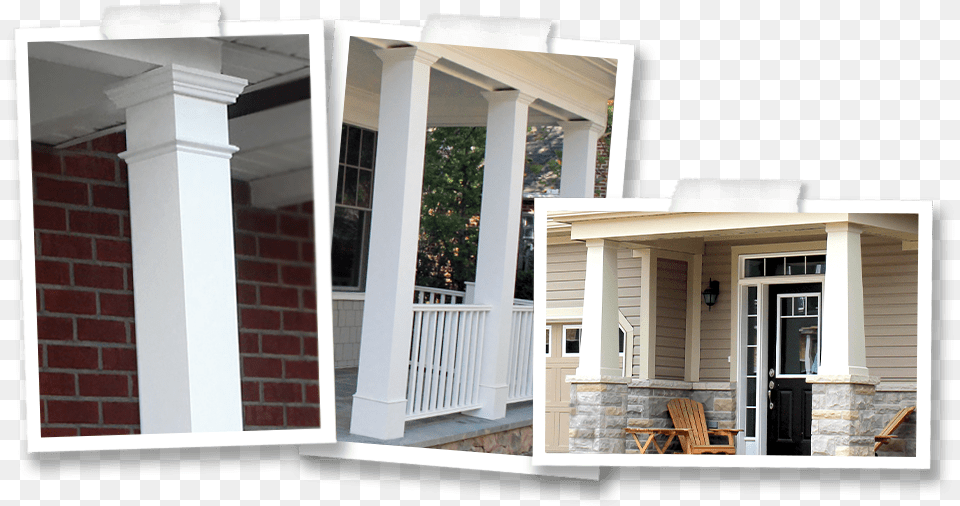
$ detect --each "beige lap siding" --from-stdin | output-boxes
[698,242,733,382]
[654,258,687,380]
[861,235,918,381]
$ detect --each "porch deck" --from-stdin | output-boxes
[335,367,533,448]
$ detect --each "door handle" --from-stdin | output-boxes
[768,381,775,410]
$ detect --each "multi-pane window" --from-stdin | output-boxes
[743,254,826,278]
[332,124,377,289]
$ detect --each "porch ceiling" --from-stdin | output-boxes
[27,36,312,183]
[548,212,919,245]
[344,37,616,129]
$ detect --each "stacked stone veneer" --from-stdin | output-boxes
[809,375,878,457]
[873,382,917,457]
[625,379,737,454]
[431,425,532,455]
[568,376,629,453]
[332,298,363,368]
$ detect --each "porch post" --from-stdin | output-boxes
[820,222,868,377]
[468,89,533,420]
[105,65,247,433]
[577,239,621,378]
[568,238,627,453]
[350,47,439,440]
[558,120,604,198]
[808,222,877,456]
[635,247,658,380]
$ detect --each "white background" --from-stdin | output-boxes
[2,0,953,501]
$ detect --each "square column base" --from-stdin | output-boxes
[350,395,407,440]
[808,375,879,457]
[567,376,629,454]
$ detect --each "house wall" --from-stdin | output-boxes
[698,241,733,382]
[332,298,363,368]
[33,136,139,437]
[655,258,687,380]
[34,135,321,436]
[861,236,918,381]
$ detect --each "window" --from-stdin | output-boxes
[743,254,825,278]
[545,327,551,356]
[332,124,377,289]
[561,325,581,357]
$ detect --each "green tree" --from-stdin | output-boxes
[416,127,486,291]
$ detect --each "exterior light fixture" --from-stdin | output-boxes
[702,278,720,310]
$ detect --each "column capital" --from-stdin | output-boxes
[584,237,614,249]
[374,45,440,67]
[825,222,864,235]
[105,64,248,110]
[480,89,535,107]
[558,119,605,136]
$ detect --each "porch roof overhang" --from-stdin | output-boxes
[343,36,617,131]
[27,36,313,195]
[547,212,919,251]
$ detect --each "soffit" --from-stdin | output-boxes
[347,36,616,128]
[28,36,312,183]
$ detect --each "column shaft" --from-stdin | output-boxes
[350,47,439,439]
[105,65,247,434]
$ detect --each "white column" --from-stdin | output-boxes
[577,239,622,378]
[350,47,439,439]
[635,248,658,380]
[105,65,247,434]
[558,120,604,198]
[819,222,869,377]
[468,89,533,420]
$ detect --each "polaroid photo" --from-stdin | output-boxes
[533,196,931,470]
[18,19,337,452]
[298,19,632,477]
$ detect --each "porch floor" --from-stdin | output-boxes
[335,367,533,448]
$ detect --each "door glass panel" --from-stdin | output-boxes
[778,294,820,375]
[618,327,625,354]
[747,286,758,314]
[747,377,756,407]
[745,259,764,277]
[806,255,826,274]
[807,296,818,315]
[746,407,756,437]
[545,328,551,356]
[747,316,757,345]
[747,347,756,375]
[766,257,785,276]
[786,256,806,275]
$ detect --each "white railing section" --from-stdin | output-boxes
[406,304,490,420]
[507,305,535,402]
[413,285,465,304]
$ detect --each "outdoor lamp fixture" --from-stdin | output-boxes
[702,278,720,310]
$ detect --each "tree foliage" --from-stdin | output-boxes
[416,127,486,291]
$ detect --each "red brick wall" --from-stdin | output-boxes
[33,133,320,436]
[232,183,320,430]
[33,134,140,437]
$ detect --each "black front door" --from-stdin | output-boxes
[766,283,821,456]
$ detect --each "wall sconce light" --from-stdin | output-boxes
[702,278,720,310]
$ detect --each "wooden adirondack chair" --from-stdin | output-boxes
[667,398,742,455]
[875,406,915,454]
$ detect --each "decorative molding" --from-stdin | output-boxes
[105,64,248,109]
[120,138,239,164]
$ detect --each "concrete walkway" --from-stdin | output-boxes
[335,367,533,448]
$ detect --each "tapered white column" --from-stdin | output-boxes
[635,247,657,380]
[558,120,604,198]
[577,239,622,378]
[350,47,439,439]
[468,90,533,420]
[105,65,247,434]
[818,222,869,377]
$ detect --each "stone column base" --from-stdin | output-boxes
[567,375,629,454]
[808,374,879,457]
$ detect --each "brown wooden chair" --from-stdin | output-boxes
[667,398,742,455]
[875,406,915,454]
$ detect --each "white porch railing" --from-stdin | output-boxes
[413,285,465,304]
[406,304,490,420]
[507,305,534,402]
